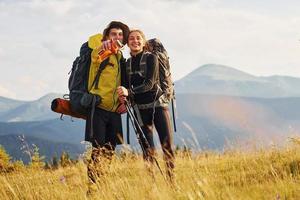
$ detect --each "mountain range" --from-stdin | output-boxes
[0,93,60,122]
[1,64,300,161]
[175,64,300,98]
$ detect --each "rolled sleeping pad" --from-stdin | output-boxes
[51,98,86,120]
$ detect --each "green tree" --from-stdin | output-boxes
[175,144,181,155]
[60,152,72,167]
[13,160,25,172]
[52,155,59,169]
[0,145,12,172]
[44,161,51,170]
[182,145,192,158]
[29,145,45,168]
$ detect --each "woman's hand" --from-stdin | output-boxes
[117,86,128,104]
[116,103,127,114]
[117,86,128,97]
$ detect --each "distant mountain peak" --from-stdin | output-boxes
[175,63,300,98]
[0,92,64,122]
[184,64,257,81]
[37,93,62,101]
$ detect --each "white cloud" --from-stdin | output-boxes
[0,0,300,100]
[0,48,3,57]
[28,0,75,16]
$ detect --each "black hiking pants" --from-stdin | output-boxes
[85,107,123,183]
[135,106,175,179]
[85,107,123,148]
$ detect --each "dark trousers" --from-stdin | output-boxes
[85,107,123,148]
[136,106,175,179]
[85,107,123,183]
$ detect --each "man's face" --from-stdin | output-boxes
[108,28,123,43]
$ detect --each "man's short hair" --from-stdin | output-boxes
[102,21,130,44]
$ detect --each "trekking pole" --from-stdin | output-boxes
[125,104,149,157]
[171,88,177,132]
[171,98,177,132]
[125,102,165,178]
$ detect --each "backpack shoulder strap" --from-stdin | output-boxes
[89,58,112,91]
[139,52,151,78]
[126,58,132,88]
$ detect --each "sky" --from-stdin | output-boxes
[0,0,299,100]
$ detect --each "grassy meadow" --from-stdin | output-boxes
[1,139,300,200]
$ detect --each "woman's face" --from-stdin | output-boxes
[127,31,145,54]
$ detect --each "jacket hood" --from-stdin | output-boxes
[88,33,103,49]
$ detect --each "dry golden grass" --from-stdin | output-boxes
[1,140,300,200]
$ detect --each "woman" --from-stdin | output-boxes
[117,29,175,181]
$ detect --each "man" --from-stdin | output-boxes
[84,21,129,186]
